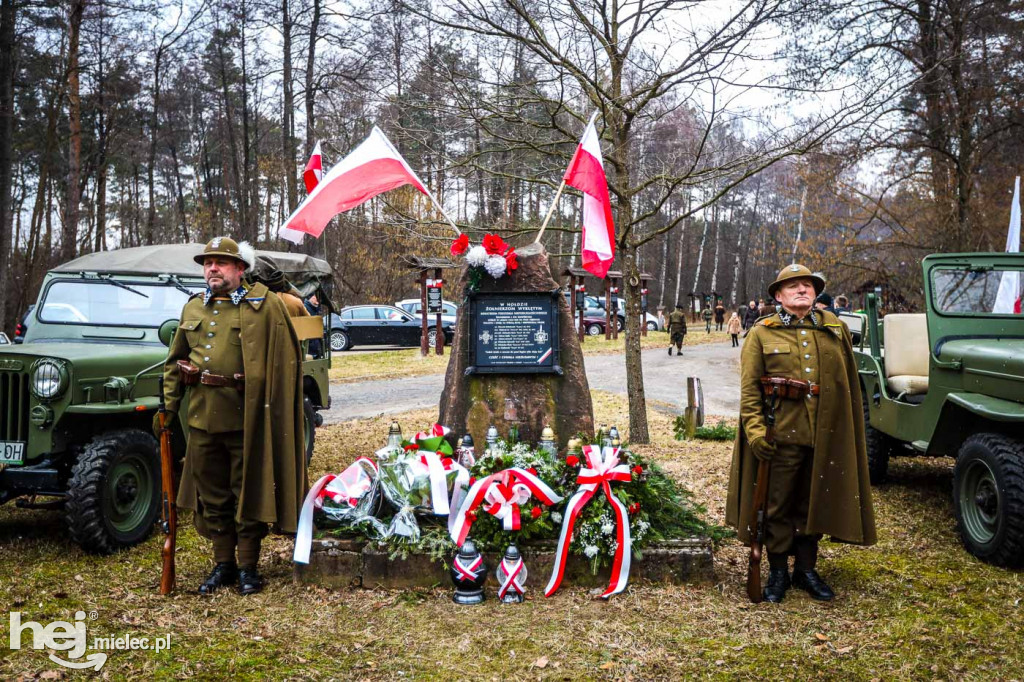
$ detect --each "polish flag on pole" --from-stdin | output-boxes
[278,126,431,244]
[564,112,615,278]
[303,141,323,194]
[993,176,1022,314]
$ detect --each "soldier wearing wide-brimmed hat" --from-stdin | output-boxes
[161,236,306,596]
[726,263,876,604]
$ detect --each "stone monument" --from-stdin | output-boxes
[439,243,594,449]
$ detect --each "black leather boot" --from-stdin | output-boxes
[199,562,238,595]
[238,567,263,596]
[668,347,672,355]
[792,569,835,601]
[763,568,791,603]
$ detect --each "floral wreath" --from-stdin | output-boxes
[451,233,518,283]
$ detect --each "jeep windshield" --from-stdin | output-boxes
[38,279,205,327]
[932,267,1024,316]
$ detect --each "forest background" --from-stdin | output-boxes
[1,0,1021,332]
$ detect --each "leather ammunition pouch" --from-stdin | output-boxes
[760,376,819,400]
[176,360,200,386]
[200,370,245,391]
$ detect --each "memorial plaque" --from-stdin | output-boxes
[427,287,443,314]
[468,292,561,374]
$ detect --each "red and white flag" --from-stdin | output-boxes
[278,126,429,244]
[564,113,615,278]
[993,176,1022,314]
[303,141,323,194]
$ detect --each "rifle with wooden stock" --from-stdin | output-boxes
[158,377,177,595]
[746,378,783,603]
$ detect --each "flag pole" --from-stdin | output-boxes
[422,187,462,236]
[534,180,566,244]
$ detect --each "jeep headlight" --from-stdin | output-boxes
[31,359,67,400]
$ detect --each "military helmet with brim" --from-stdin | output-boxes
[768,264,826,299]
[193,236,252,268]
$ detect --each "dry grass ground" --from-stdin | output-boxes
[2,392,1021,680]
[329,329,732,383]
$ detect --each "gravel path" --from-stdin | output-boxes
[322,340,740,424]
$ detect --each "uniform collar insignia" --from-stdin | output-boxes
[778,310,818,327]
[202,285,248,306]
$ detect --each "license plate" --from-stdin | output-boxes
[0,441,25,465]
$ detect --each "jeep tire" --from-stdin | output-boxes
[953,433,1024,568]
[862,390,894,484]
[66,429,161,554]
[303,396,316,466]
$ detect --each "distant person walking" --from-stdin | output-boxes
[667,304,688,356]
[701,305,713,333]
[714,301,726,331]
[758,298,773,318]
[727,310,742,347]
[742,300,760,336]
[834,295,850,313]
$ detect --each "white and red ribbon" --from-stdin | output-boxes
[497,556,526,600]
[544,445,633,599]
[293,457,378,564]
[453,554,482,582]
[449,467,563,546]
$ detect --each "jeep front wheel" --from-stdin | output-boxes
[862,390,894,484]
[953,434,1024,567]
[65,429,161,554]
[303,396,316,466]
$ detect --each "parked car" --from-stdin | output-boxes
[0,243,334,554]
[563,291,624,331]
[395,298,459,327]
[13,304,34,343]
[856,252,1024,567]
[0,332,9,345]
[330,304,454,351]
[583,314,611,336]
[611,296,662,331]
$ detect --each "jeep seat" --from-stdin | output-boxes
[883,313,929,396]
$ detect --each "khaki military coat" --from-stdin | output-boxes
[725,309,877,546]
[164,282,307,533]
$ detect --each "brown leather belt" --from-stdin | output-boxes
[761,376,819,400]
[176,360,243,391]
[200,370,245,391]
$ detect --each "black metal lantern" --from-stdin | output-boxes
[451,540,488,605]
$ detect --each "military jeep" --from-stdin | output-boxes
[0,244,334,554]
[855,253,1024,567]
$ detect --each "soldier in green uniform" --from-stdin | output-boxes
[667,303,688,356]
[726,264,876,603]
[159,237,306,596]
[701,304,713,333]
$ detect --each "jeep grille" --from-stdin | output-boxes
[0,371,30,441]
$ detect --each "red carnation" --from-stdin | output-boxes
[469,477,477,486]
[504,248,518,271]
[450,234,469,256]
[566,455,580,467]
[531,506,542,520]
[527,467,538,476]
[466,511,477,522]
[632,465,643,476]
[629,502,641,514]
[482,233,507,255]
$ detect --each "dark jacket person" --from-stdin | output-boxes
[725,264,876,603]
[161,237,306,596]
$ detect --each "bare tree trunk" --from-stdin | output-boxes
[673,193,691,306]
[658,227,668,309]
[63,0,86,262]
[709,201,720,293]
[692,197,709,292]
[281,0,297,213]
[304,0,320,154]
[791,183,808,262]
[0,0,16,328]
